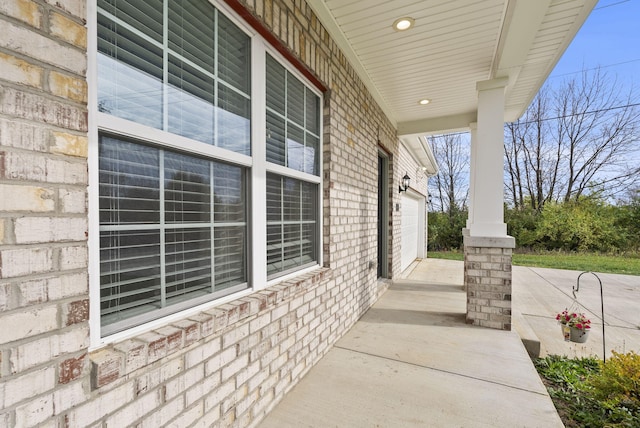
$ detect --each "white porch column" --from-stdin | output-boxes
[467,78,508,237]
[464,78,515,331]
[466,122,477,230]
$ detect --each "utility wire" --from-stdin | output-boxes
[548,58,640,79]
[511,102,640,126]
[426,101,640,139]
[594,0,630,10]
[548,0,637,79]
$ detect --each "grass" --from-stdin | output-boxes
[428,250,640,276]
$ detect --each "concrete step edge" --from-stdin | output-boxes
[513,309,541,358]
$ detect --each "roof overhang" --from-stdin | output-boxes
[400,134,439,177]
[308,0,596,143]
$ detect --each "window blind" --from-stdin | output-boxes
[98,0,251,154]
[168,0,215,71]
[96,0,322,336]
[266,173,318,277]
[100,229,161,325]
[99,137,160,225]
[98,134,247,333]
[265,54,320,175]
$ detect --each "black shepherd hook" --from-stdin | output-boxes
[573,271,606,362]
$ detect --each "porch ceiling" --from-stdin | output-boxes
[308,0,596,137]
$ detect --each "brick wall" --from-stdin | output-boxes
[463,236,516,331]
[0,0,428,427]
[0,1,90,427]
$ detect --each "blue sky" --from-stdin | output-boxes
[547,0,640,93]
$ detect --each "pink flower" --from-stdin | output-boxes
[555,309,592,330]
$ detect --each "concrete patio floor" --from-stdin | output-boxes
[256,258,571,428]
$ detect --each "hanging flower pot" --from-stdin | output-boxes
[556,309,591,343]
[570,326,589,343]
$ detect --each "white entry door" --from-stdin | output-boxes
[400,193,422,272]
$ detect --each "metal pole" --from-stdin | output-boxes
[573,271,605,362]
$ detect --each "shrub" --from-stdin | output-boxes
[614,200,640,251]
[505,205,538,247]
[535,353,640,427]
[533,198,621,252]
[588,351,640,419]
[427,208,467,251]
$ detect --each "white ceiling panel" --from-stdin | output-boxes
[308,0,596,134]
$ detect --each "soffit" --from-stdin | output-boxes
[308,0,596,136]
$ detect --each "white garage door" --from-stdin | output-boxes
[401,194,420,272]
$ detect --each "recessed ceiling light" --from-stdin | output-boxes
[418,99,431,105]
[393,17,415,31]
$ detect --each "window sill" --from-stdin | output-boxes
[89,267,332,389]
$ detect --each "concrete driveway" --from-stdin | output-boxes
[512,263,640,359]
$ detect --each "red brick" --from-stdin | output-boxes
[190,313,214,337]
[138,333,167,363]
[114,340,147,374]
[59,353,86,384]
[65,299,89,325]
[237,300,251,320]
[206,308,228,333]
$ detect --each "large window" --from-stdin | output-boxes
[265,55,320,278]
[93,0,321,338]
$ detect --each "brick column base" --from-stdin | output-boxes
[463,233,516,330]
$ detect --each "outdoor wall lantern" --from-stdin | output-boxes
[398,173,411,193]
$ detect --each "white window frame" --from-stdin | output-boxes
[88,0,323,349]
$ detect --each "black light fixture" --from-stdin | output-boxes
[398,172,411,193]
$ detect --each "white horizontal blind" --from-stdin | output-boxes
[266,173,318,278]
[265,53,321,278]
[97,0,251,154]
[265,54,320,175]
[99,134,247,334]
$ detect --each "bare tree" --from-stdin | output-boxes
[505,86,566,211]
[428,133,469,214]
[505,69,640,208]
